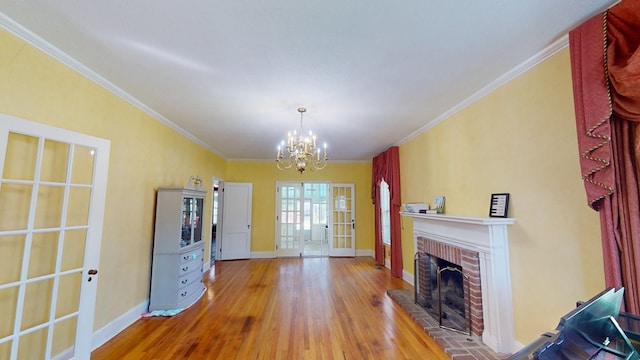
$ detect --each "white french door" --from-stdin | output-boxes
[275,182,353,257]
[276,182,304,257]
[329,184,356,257]
[0,115,110,360]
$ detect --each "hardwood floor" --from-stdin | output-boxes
[92,257,450,359]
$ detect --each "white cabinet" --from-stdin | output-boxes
[149,186,206,311]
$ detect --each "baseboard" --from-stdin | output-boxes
[251,251,276,258]
[402,269,414,286]
[91,299,149,351]
[250,251,374,258]
[512,340,525,354]
[355,249,374,257]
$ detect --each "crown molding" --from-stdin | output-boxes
[396,34,570,146]
[0,12,226,159]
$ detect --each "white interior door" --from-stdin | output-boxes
[329,184,355,257]
[220,182,252,260]
[275,182,303,257]
[0,115,110,360]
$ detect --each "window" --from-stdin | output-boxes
[380,179,391,245]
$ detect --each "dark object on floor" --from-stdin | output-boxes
[508,287,640,360]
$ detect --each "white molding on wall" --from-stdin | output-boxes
[251,251,276,258]
[248,250,374,259]
[356,249,374,257]
[404,212,516,354]
[91,300,149,352]
[0,13,224,159]
[396,35,570,146]
[402,269,414,286]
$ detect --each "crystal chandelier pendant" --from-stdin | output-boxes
[276,107,328,173]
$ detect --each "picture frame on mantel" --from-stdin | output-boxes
[489,193,509,218]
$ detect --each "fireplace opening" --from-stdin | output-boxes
[415,252,471,335]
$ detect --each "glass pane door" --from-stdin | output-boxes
[329,184,356,257]
[0,116,110,360]
[276,183,302,257]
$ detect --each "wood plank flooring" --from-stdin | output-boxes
[92,257,451,359]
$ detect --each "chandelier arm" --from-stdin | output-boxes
[276,158,293,170]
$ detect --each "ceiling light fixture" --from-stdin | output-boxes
[276,107,328,173]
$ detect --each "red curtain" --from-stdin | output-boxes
[371,146,403,278]
[569,0,640,314]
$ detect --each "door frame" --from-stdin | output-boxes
[207,177,224,269]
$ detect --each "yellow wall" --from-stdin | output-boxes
[0,27,373,334]
[0,29,227,329]
[399,49,605,343]
[1,23,608,350]
[225,161,373,253]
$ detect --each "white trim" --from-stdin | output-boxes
[52,347,73,360]
[251,251,276,258]
[355,249,374,257]
[404,212,515,354]
[0,13,225,159]
[91,300,149,351]
[396,35,569,146]
[402,269,414,286]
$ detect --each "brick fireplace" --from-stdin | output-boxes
[416,237,483,336]
[405,213,516,354]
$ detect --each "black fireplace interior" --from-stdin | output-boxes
[415,252,470,334]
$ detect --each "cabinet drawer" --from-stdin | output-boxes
[177,279,204,303]
[178,269,202,289]
[179,249,203,264]
[178,257,202,276]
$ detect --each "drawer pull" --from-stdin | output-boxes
[182,266,189,272]
[181,291,187,297]
[181,279,188,285]
[183,255,189,261]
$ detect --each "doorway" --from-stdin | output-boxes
[302,183,329,257]
[276,182,343,257]
[210,178,223,267]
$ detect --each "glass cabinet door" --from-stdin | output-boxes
[193,198,203,244]
[180,196,203,247]
[181,197,193,247]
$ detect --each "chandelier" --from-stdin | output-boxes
[276,107,328,173]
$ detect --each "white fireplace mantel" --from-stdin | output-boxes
[403,212,516,354]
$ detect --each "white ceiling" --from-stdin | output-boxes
[0,0,617,161]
